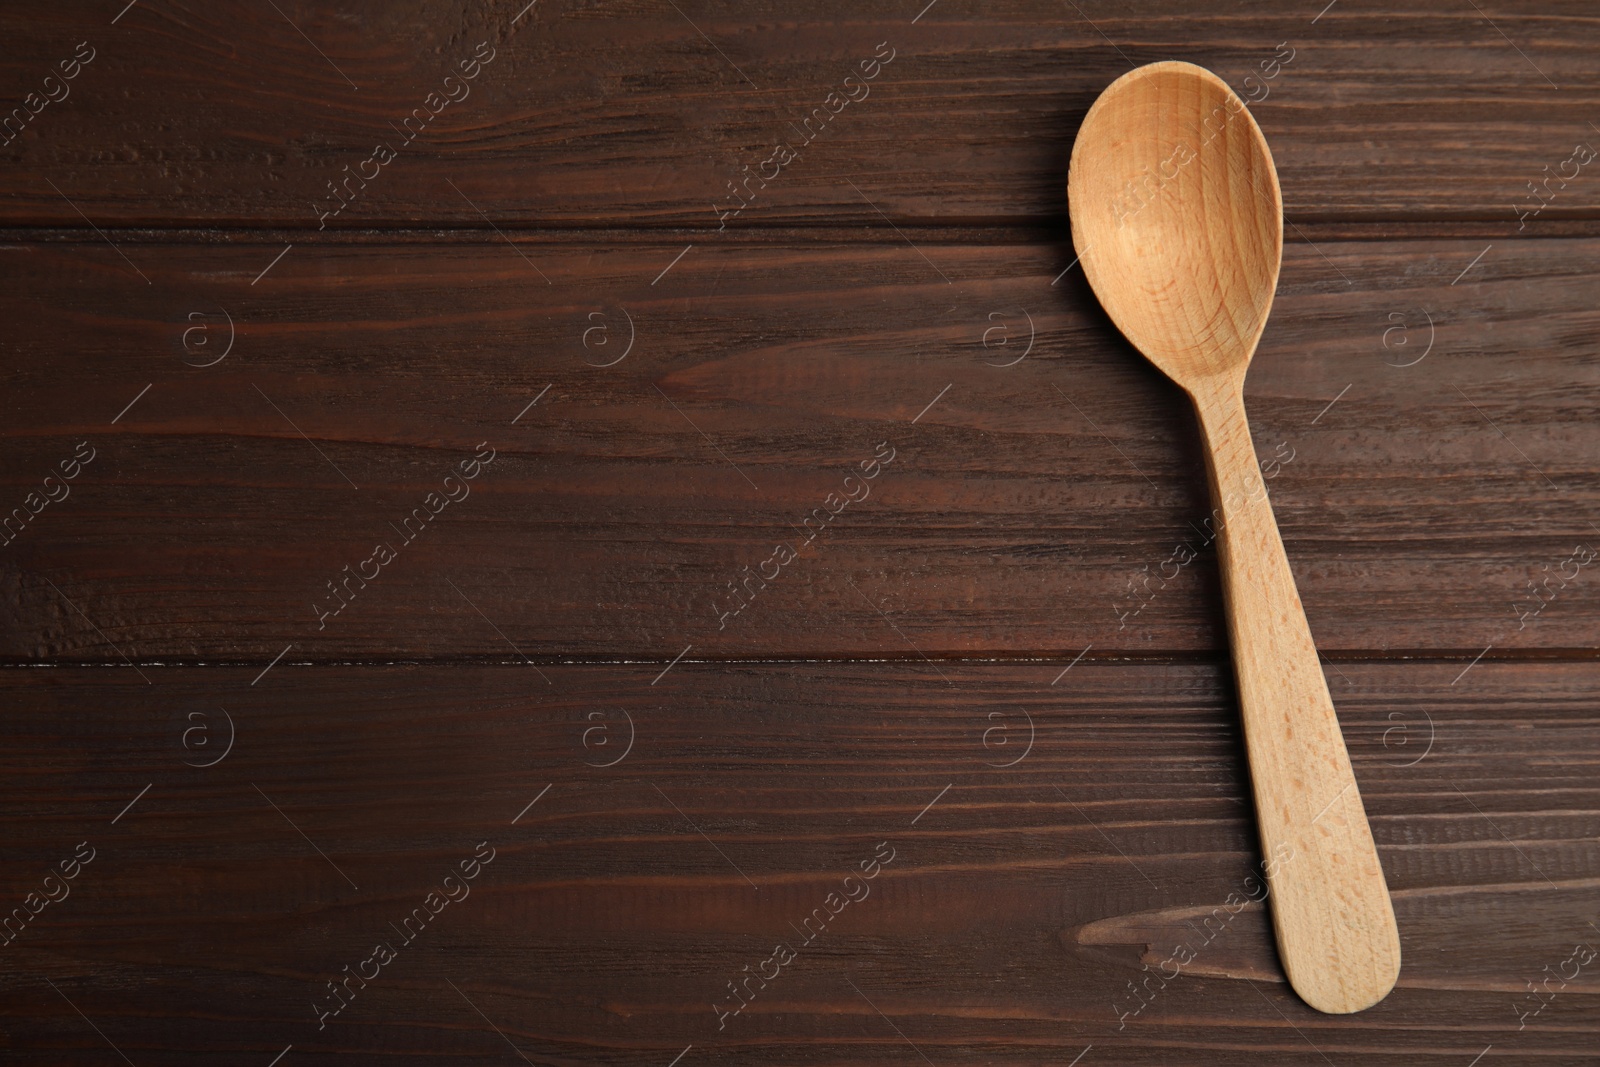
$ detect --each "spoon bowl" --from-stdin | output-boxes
[1070,62,1281,383]
[1067,61,1401,1015]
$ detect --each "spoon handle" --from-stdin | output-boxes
[1191,377,1401,1014]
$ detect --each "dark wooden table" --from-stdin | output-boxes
[3,2,1598,1063]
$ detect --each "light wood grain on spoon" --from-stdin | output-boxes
[1067,60,1400,1015]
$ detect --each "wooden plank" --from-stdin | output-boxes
[2,2,1599,226]
[0,660,1593,1063]
[3,232,1599,660]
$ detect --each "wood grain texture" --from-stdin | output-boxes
[3,1,1600,226]
[1070,60,1398,1013]
[4,1,1600,1061]
[1196,375,1401,1014]
[0,660,1593,1064]
[3,233,1599,660]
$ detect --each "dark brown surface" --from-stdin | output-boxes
[5,2,1600,226]
[6,233,1600,660]
[3,1,1599,1064]
[1,662,1596,1064]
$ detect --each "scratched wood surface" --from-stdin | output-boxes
[4,0,1600,1064]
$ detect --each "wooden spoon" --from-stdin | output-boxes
[1067,61,1400,1014]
